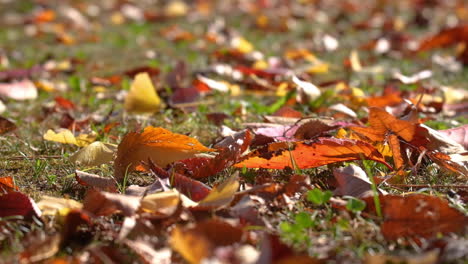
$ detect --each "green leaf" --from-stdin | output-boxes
[307,189,333,205]
[346,197,366,212]
[295,212,314,228]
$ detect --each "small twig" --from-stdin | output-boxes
[387,184,468,189]
[171,99,216,108]
[1,155,63,161]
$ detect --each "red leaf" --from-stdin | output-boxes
[172,130,253,179]
[235,138,392,170]
[0,192,41,219]
[148,160,211,201]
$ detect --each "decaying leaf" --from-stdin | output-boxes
[43,129,97,147]
[124,72,162,113]
[364,194,467,240]
[235,138,391,170]
[114,126,214,181]
[70,141,116,166]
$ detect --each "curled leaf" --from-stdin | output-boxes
[70,142,116,167]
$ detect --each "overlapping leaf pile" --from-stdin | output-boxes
[0,0,467,263]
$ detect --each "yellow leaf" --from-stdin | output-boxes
[231,37,254,53]
[306,62,329,74]
[114,126,214,181]
[164,0,188,17]
[197,173,239,209]
[43,129,97,147]
[124,72,162,113]
[140,189,180,216]
[170,226,211,264]
[37,196,83,217]
[70,141,117,167]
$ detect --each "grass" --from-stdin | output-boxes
[0,0,467,263]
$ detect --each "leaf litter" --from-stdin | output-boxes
[0,0,467,263]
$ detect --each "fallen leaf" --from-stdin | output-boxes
[235,138,392,170]
[75,170,117,192]
[140,189,180,216]
[0,65,43,82]
[257,234,320,264]
[0,192,41,219]
[438,125,468,150]
[0,79,38,100]
[418,25,468,64]
[0,116,16,134]
[392,70,432,84]
[333,164,386,198]
[20,233,61,263]
[363,194,467,240]
[293,119,339,140]
[125,240,172,264]
[83,189,141,216]
[350,107,417,142]
[43,129,97,147]
[413,124,466,154]
[148,160,211,202]
[60,210,93,248]
[292,75,321,103]
[0,176,18,193]
[124,72,162,113]
[364,250,439,264]
[196,172,239,209]
[114,126,214,181]
[70,141,116,167]
[37,196,83,217]
[170,219,243,264]
[172,129,252,179]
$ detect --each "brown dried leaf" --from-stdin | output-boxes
[83,189,141,216]
[364,194,467,240]
[75,170,117,192]
[170,219,243,264]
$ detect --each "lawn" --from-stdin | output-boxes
[0,0,467,263]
